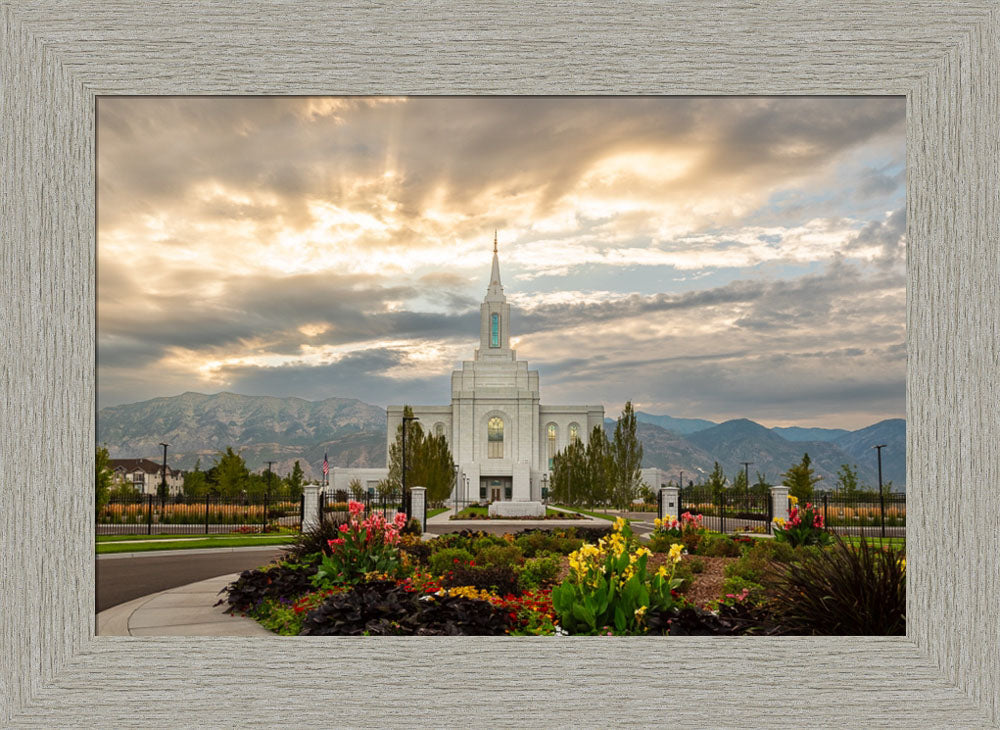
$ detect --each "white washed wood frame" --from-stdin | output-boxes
[2,2,998,727]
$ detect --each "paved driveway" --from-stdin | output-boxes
[96,547,285,612]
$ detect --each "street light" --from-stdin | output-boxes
[158,442,169,507]
[873,444,887,538]
[541,473,549,504]
[401,415,419,507]
[453,464,460,513]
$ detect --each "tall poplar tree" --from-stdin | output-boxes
[611,401,643,512]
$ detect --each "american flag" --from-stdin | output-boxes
[322,452,329,479]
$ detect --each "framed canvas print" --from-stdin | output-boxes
[3,2,998,727]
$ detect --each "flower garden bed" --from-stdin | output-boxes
[217,502,906,636]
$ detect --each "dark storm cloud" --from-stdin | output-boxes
[214,348,452,406]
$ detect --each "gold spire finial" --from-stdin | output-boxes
[493,230,498,254]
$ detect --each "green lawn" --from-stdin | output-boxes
[427,507,448,519]
[96,534,295,554]
[551,505,616,521]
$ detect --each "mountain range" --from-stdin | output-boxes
[97,392,905,489]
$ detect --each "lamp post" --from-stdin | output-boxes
[264,461,276,497]
[464,475,470,505]
[401,415,419,507]
[873,444,887,538]
[541,473,549,505]
[158,442,169,507]
[453,464,460,513]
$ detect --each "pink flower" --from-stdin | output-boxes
[348,500,365,516]
[339,523,350,533]
[327,538,345,549]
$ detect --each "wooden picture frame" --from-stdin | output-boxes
[2,2,998,726]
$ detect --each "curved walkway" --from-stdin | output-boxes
[97,572,271,637]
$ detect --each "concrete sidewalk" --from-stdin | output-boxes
[97,573,272,637]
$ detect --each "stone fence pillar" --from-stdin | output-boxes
[410,486,427,533]
[302,484,321,533]
[658,486,680,522]
[770,485,790,523]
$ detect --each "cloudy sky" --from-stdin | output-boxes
[97,96,905,429]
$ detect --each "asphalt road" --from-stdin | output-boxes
[96,548,286,612]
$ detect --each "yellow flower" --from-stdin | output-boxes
[656,565,669,579]
[634,546,652,559]
[634,605,647,620]
[668,543,684,564]
[613,516,627,532]
[898,558,906,571]
[788,495,799,506]
[653,518,662,529]
[773,517,786,528]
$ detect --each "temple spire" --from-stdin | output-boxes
[489,231,502,288]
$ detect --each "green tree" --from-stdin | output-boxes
[731,468,748,497]
[610,401,644,512]
[285,460,305,500]
[782,452,823,502]
[183,458,208,500]
[95,445,112,515]
[835,463,860,498]
[348,477,365,501]
[211,447,250,497]
[751,471,771,498]
[386,406,456,504]
[586,425,613,506]
[387,406,424,493]
[415,433,456,504]
[706,461,727,499]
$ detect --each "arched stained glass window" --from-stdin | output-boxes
[547,423,558,469]
[488,417,503,459]
[434,422,445,438]
[490,313,500,348]
[569,423,580,444]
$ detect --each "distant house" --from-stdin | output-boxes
[109,458,183,496]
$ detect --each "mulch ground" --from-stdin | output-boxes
[553,553,738,609]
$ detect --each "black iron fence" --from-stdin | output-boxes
[97,494,303,536]
[817,491,906,538]
[678,487,773,535]
[317,490,410,528]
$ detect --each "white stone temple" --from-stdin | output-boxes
[332,234,605,504]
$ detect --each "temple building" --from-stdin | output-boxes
[332,234,605,503]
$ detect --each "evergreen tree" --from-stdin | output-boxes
[387,406,424,494]
[348,477,365,501]
[706,461,727,498]
[611,401,644,512]
[731,469,748,497]
[286,460,305,500]
[751,471,771,498]
[211,447,250,497]
[781,452,823,502]
[95,445,112,515]
[183,458,208,500]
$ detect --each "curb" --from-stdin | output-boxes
[97,544,291,560]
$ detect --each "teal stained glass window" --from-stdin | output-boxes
[490,313,499,347]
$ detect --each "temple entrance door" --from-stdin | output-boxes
[483,477,511,502]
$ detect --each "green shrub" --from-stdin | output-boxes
[770,535,905,635]
[688,557,705,574]
[698,534,740,557]
[726,539,795,586]
[429,547,475,576]
[515,531,583,557]
[516,553,561,590]
[471,535,508,554]
[720,576,767,605]
[475,544,524,569]
[672,560,694,593]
